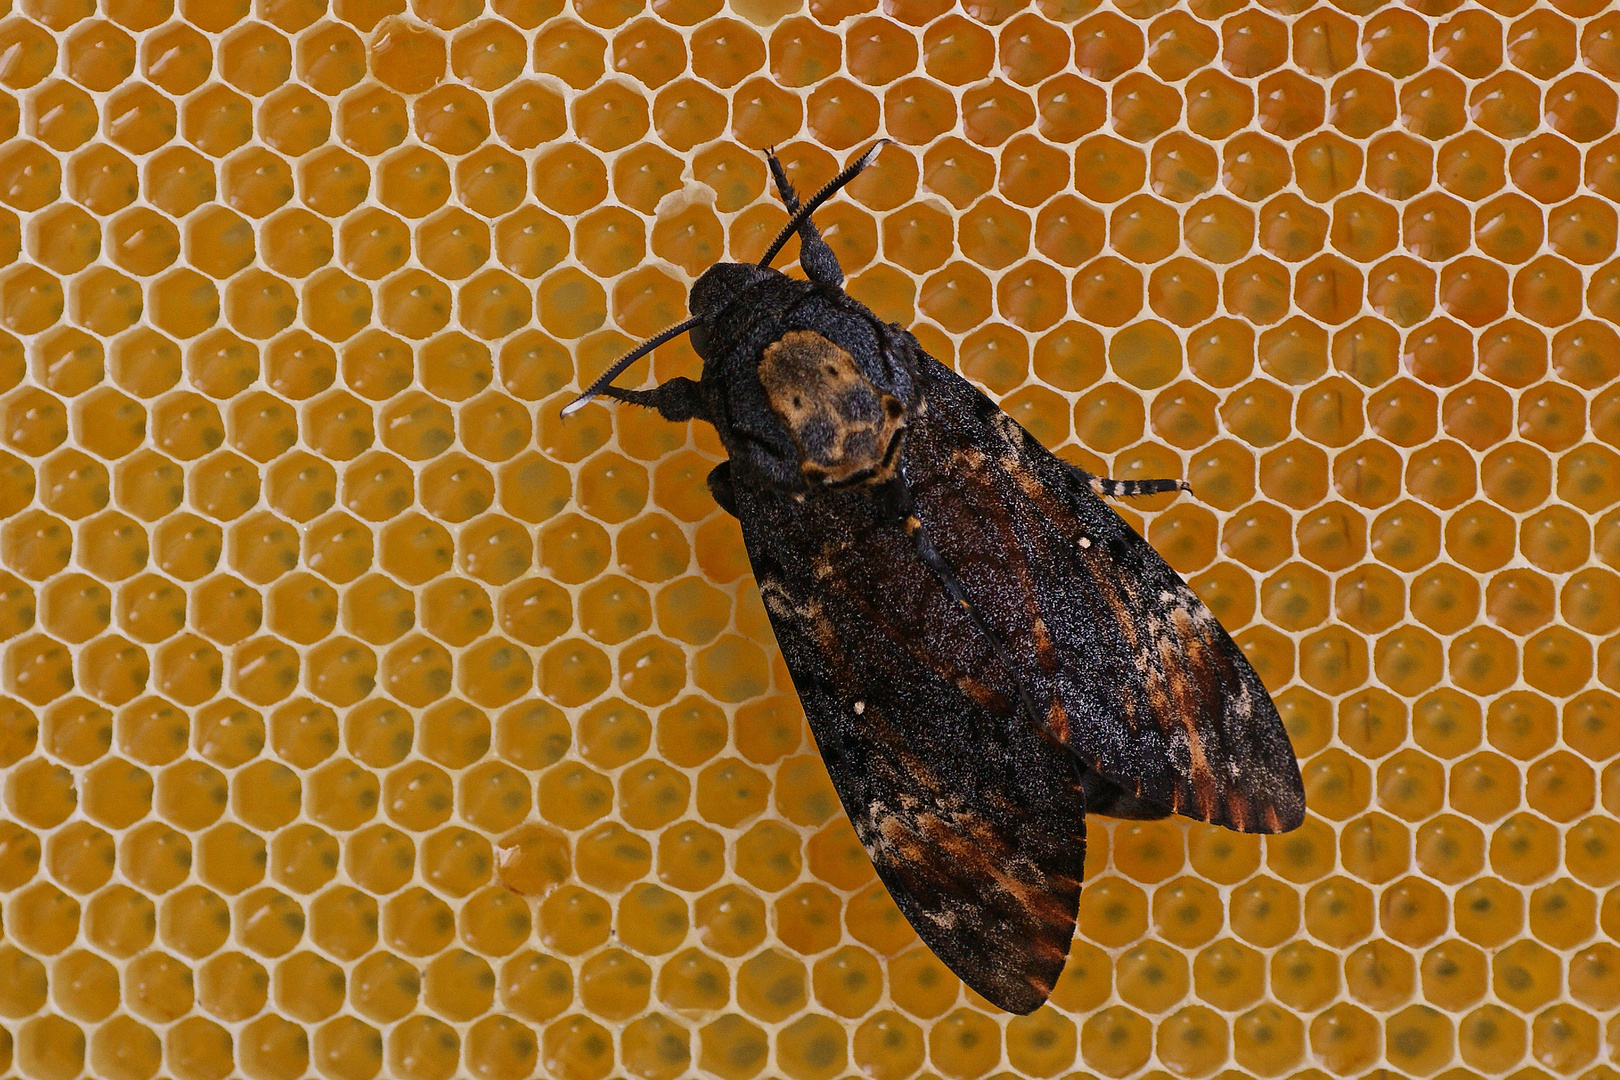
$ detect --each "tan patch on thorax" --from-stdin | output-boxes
[759,330,906,485]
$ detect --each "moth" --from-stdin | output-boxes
[565,142,1305,1014]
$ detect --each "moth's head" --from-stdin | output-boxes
[688,262,775,361]
[757,328,908,488]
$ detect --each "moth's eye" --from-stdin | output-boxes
[689,321,711,359]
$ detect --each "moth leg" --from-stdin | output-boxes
[707,461,737,517]
[603,377,707,423]
[1067,464,1191,499]
[1079,767,1173,820]
[765,150,845,287]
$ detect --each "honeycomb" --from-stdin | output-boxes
[1,0,1619,1076]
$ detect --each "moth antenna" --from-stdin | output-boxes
[561,316,703,417]
[757,139,892,270]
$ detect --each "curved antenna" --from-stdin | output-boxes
[560,316,703,417]
[757,139,892,270]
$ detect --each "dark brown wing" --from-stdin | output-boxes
[904,355,1306,834]
[734,481,1086,1016]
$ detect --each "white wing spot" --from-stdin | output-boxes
[1079,536,1092,549]
[854,701,865,715]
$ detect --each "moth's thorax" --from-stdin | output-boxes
[759,330,907,487]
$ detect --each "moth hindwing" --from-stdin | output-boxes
[568,143,1306,1014]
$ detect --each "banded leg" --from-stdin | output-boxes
[765,150,844,286]
[1068,464,1191,498]
[1090,477,1191,498]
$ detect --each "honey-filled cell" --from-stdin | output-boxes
[0,2,1598,1074]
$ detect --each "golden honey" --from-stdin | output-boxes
[0,0,1618,1076]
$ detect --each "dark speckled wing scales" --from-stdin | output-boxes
[737,489,1087,1016]
[1043,501,1307,832]
[729,351,1301,1014]
[910,356,1306,835]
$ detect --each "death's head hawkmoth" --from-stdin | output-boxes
[566,141,1305,1014]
